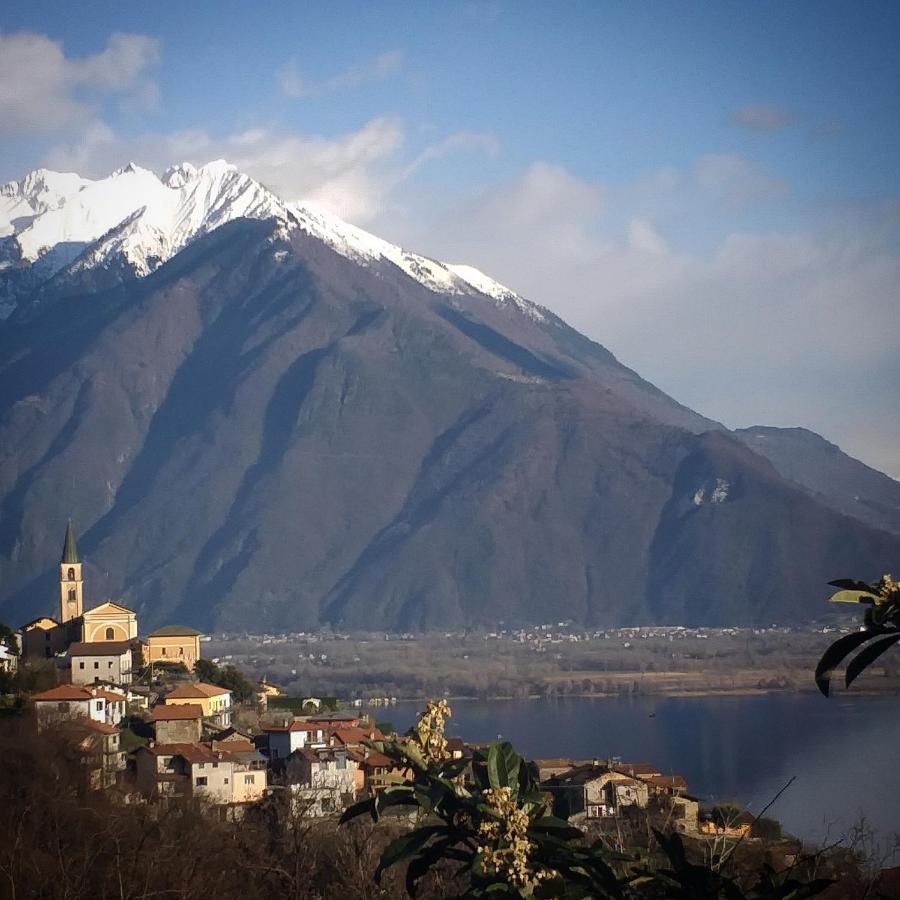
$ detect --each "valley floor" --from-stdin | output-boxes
[205,624,900,701]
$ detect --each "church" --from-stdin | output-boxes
[20,521,138,661]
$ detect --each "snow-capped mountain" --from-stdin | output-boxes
[0,160,545,321]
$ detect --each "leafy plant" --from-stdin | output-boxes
[341,700,627,897]
[815,575,900,696]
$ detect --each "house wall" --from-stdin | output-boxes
[82,605,137,642]
[147,635,200,669]
[156,718,202,743]
[232,768,266,803]
[71,650,132,686]
[191,760,233,803]
[166,690,231,719]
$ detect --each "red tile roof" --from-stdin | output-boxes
[615,763,661,777]
[68,641,133,656]
[332,727,383,746]
[165,682,231,700]
[92,689,127,703]
[363,752,394,768]
[150,704,204,721]
[645,775,688,790]
[32,685,93,702]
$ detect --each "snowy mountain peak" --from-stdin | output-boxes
[0,159,547,322]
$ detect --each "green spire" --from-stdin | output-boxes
[61,520,80,564]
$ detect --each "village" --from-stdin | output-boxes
[0,522,774,849]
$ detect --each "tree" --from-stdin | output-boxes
[193,658,255,703]
[815,575,900,696]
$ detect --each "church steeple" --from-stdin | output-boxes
[61,519,80,564]
[59,520,83,623]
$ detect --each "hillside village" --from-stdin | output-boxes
[0,524,768,845]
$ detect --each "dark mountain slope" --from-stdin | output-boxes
[734,426,900,536]
[1,219,897,631]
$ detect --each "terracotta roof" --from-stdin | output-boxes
[92,689,127,702]
[332,727,383,746]
[615,763,661,777]
[212,739,255,754]
[446,737,466,752]
[644,775,688,790]
[165,682,230,700]
[150,704,204,721]
[32,685,93,702]
[363,752,394,768]
[59,717,120,736]
[79,719,119,735]
[550,764,609,785]
[68,641,132,657]
[148,625,203,637]
[261,721,320,733]
[534,758,573,768]
[146,742,223,764]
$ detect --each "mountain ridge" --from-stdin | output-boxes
[0,163,897,632]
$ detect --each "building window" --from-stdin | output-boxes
[198,762,205,769]
[336,757,347,770]
[162,647,167,656]
[108,661,113,668]
[57,702,67,712]
[244,775,254,785]
[319,760,327,771]
[105,627,114,640]
[95,701,103,711]
[68,589,76,603]
[195,777,208,786]
[94,662,99,669]
[212,762,218,769]
[179,647,184,656]
[68,568,75,580]
[79,662,84,670]
[224,778,229,784]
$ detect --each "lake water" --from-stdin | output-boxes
[385,693,900,845]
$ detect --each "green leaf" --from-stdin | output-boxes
[828,589,877,604]
[375,825,448,882]
[339,796,375,824]
[845,633,900,687]
[487,742,521,790]
[814,629,882,696]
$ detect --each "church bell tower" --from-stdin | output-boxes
[59,520,83,623]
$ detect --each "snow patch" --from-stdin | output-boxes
[2,160,550,325]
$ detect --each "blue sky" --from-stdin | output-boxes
[1,1,898,475]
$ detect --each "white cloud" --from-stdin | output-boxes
[412,161,900,478]
[278,50,403,99]
[0,31,159,133]
[731,104,794,132]
[693,153,789,208]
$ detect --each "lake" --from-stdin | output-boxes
[385,693,900,845]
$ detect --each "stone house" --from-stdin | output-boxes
[68,641,133,686]
[61,718,126,790]
[150,703,203,743]
[547,765,650,820]
[277,746,359,816]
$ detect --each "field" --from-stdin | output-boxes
[205,623,900,702]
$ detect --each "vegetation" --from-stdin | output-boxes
[815,575,900,696]
[194,657,256,702]
[342,701,834,899]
